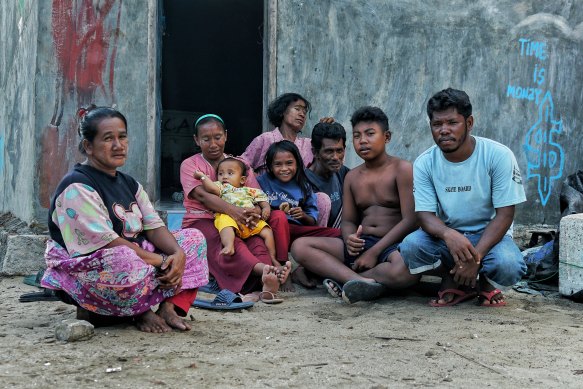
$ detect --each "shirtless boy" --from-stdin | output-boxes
[290,106,418,303]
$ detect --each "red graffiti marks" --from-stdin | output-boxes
[39,0,122,208]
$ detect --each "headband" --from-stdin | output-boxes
[194,114,224,128]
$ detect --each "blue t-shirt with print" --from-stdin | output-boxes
[413,136,526,236]
[257,174,319,225]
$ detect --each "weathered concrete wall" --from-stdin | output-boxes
[0,0,158,225]
[274,0,583,226]
[0,1,39,222]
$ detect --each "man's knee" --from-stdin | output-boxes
[481,240,526,286]
[399,232,423,260]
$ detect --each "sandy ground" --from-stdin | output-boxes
[1,276,583,389]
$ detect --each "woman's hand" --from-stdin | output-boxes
[227,205,261,229]
[156,249,186,289]
[319,117,335,124]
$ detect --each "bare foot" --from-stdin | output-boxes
[156,301,192,331]
[220,244,235,256]
[261,265,280,294]
[275,261,292,285]
[280,277,295,292]
[240,291,260,302]
[291,266,318,289]
[431,275,467,306]
[479,289,506,306]
[478,279,506,306]
[135,309,172,333]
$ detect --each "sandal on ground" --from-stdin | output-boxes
[429,288,478,307]
[478,289,507,307]
[323,278,343,298]
[192,289,254,310]
[258,291,283,304]
[342,280,387,304]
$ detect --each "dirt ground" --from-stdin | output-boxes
[1,275,583,389]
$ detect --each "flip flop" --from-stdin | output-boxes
[19,289,60,303]
[23,269,45,288]
[341,280,387,304]
[323,278,343,298]
[192,289,254,310]
[198,278,221,294]
[478,289,507,307]
[258,291,283,304]
[429,288,478,307]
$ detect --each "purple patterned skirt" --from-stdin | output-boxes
[41,228,209,317]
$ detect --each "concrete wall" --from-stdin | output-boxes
[1,0,159,225]
[273,0,583,226]
[0,1,39,223]
[2,1,582,229]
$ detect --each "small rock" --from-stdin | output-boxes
[55,319,94,342]
[425,350,436,357]
[471,333,479,339]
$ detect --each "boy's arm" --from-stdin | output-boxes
[340,171,359,238]
[193,170,221,196]
[340,171,364,257]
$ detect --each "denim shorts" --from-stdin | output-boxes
[343,234,400,267]
[400,229,526,288]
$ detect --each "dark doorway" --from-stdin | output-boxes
[160,0,264,199]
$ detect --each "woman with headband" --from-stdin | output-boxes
[180,114,291,302]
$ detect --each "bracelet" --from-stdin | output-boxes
[200,176,206,180]
[159,253,169,268]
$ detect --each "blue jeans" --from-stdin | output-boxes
[400,229,526,288]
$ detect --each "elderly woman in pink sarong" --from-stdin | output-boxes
[41,106,209,333]
[240,93,333,227]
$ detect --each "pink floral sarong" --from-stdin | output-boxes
[41,228,209,317]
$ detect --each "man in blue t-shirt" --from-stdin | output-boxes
[400,88,527,307]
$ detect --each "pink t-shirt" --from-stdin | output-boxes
[239,128,313,173]
[180,153,260,226]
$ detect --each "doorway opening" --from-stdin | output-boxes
[160,0,264,209]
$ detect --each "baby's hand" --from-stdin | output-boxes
[261,207,271,221]
[193,170,205,180]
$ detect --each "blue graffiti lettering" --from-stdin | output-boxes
[506,84,544,104]
[523,92,564,206]
[519,38,548,60]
